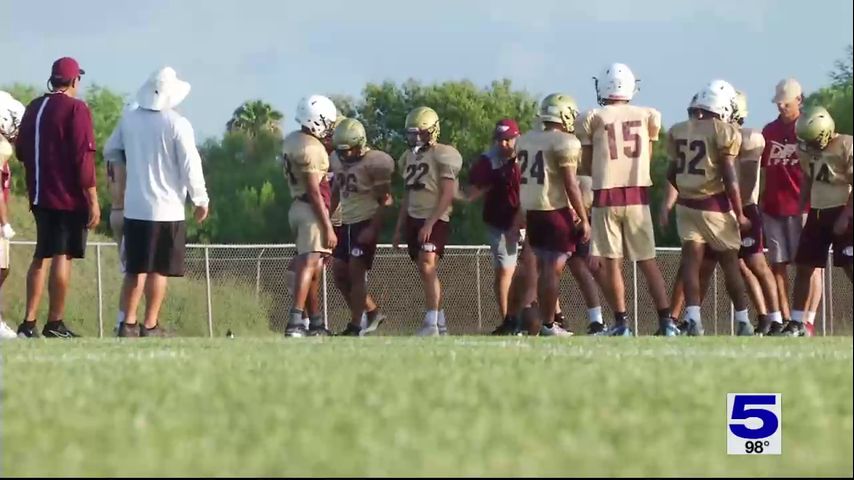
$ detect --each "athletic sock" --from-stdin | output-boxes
[735,309,750,324]
[288,308,304,327]
[587,307,604,325]
[768,311,783,324]
[613,311,627,327]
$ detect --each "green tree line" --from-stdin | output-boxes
[4,45,851,246]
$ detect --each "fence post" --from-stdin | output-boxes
[322,262,328,329]
[204,246,213,338]
[96,244,103,338]
[712,268,718,335]
[255,248,266,300]
[824,252,832,336]
[476,248,482,333]
[632,260,638,334]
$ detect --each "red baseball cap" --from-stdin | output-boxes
[51,57,85,82]
[494,118,520,140]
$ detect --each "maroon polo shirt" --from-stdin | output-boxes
[15,92,96,212]
[468,151,521,231]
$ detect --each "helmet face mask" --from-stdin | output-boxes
[731,91,749,126]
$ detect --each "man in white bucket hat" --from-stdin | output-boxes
[104,67,209,338]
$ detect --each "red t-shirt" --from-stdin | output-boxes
[468,151,520,231]
[15,93,96,212]
[760,116,807,216]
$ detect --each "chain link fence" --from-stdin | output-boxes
[6,241,852,337]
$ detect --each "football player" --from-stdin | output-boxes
[730,91,783,335]
[667,80,750,336]
[0,91,24,339]
[392,107,463,336]
[329,118,394,336]
[283,95,338,337]
[577,63,672,336]
[788,106,853,336]
[514,93,590,336]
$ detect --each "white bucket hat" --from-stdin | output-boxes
[135,67,191,111]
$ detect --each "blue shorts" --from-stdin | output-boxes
[487,226,519,268]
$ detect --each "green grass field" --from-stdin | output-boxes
[2,337,852,477]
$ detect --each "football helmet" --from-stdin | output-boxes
[796,106,835,150]
[405,106,440,148]
[692,79,737,121]
[0,91,26,140]
[537,93,579,132]
[295,95,337,139]
[732,91,749,125]
[594,63,638,105]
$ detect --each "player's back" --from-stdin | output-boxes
[579,104,661,190]
[517,129,581,211]
[282,130,329,200]
[668,118,741,200]
[399,143,462,221]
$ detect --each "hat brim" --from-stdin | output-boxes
[136,78,191,111]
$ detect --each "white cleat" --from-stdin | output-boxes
[415,324,440,337]
[540,323,573,337]
[0,320,18,340]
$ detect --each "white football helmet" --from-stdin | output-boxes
[594,63,638,105]
[295,95,337,139]
[692,79,737,121]
[0,91,26,140]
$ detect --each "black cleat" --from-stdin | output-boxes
[284,324,308,337]
[307,325,334,337]
[338,324,362,337]
[781,320,806,337]
[756,316,772,336]
[17,321,40,338]
[117,322,140,338]
[42,321,79,338]
[765,321,785,336]
[586,322,607,336]
[491,319,518,336]
[140,324,170,338]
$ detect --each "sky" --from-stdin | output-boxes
[2,0,852,140]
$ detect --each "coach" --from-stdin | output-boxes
[14,57,99,338]
[104,67,209,338]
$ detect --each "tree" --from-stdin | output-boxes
[226,100,283,137]
[805,45,854,135]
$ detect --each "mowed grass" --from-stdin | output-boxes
[1,337,852,477]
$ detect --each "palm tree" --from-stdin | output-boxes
[226,100,284,137]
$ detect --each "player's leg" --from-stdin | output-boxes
[743,253,785,335]
[415,250,441,336]
[0,245,16,338]
[345,222,383,336]
[590,206,628,335]
[680,240,707,335]
[625,205,673,335]
[567,252,603,335]
[489,227,518,323]
[141,273,168,333]
[535,251,569,336]
[504,239,537,335]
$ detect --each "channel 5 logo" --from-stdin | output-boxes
[727,393,782,455]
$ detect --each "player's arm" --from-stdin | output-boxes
[330,177,341,217]
[578,146,593,176]
[659,182,678,228]
[365,161,394,240]
[738,159,759,206]
[561,166,588,226]
[721,155,747,226]
[798,155,813,213]
[0,157,9,233]
[832,151,853,236]
[304,171,335,241]
[456,184,488,203]
[426,178,456,228]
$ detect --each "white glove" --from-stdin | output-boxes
[0,223,15,239]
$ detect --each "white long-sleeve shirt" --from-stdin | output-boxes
[104,109,208,222]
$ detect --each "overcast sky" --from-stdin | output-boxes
[3,0,851,140]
